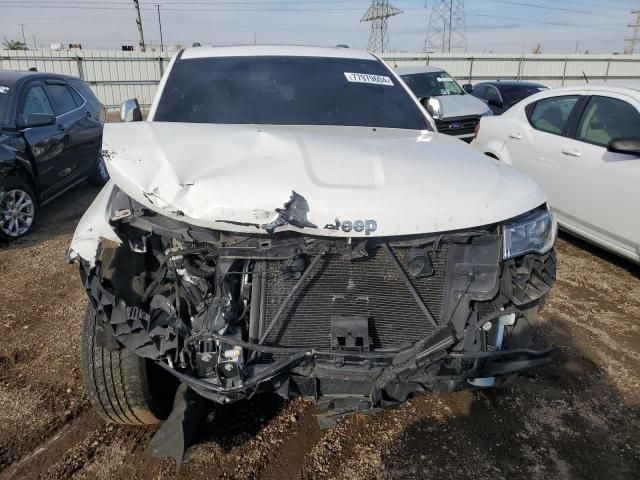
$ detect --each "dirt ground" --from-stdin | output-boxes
[0,183,638,480]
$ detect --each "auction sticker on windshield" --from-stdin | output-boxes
[344,72,394,86]
[0,86,9,94]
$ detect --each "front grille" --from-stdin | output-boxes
[260,245,448,354]
[435,116,479,136]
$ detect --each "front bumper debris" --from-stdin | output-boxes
[77,197,556,422]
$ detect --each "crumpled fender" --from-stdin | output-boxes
[68,181,122,266]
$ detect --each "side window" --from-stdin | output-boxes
[576,96,640,147]
[69,86,84,107]
[528,95,579,135]
[47,82,82,115]
[486,87,501,104]
[22,85,54,117]
[474,85,487,99]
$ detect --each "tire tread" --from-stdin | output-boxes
[81,303,161,425]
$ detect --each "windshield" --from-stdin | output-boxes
[500,85,548,108]
[0,85,13,125]
[400,72,464,98]
[154,56,429,130]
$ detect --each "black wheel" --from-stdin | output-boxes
[0,176,37,241]
[81,302,176,425]
[88,150,109,186]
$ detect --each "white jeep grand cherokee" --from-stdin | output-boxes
[69,46,557,427]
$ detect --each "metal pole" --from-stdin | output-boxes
[156,4,164,52]
[19,24,26,46]
[380,5,385,53]
[561,57,568,86]
[448,0,453,53]
[468,56,474,83]
[76,57,84,80]
[517,56,523,80]
[133,0,146,52]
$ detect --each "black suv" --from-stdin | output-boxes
[466,81,548,115]
[0,71,107,240]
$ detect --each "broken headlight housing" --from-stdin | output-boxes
[502,208,557,259]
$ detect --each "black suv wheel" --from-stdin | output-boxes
[88,150,110,186]
[0,176,37,241]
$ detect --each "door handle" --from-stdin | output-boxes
[561,147,581,157]
[509,131,522,139]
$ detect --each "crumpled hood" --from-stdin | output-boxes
[102,122,546,237]
[435,94,490,119]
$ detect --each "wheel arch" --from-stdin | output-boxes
[2,164,39,202]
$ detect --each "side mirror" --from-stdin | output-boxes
[607,138,640,156]
[120,98,142,122]
[488,98,503,108]
[18,113,55,128]
[462,83,473,93]
[419,96,442,120]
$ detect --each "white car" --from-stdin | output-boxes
[396,66,492,141]
[69,46,557,431]
[473,85,640,264]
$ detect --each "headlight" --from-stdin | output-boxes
[480,109,493,117]
[425,97,443,120]
[503,209,557,259]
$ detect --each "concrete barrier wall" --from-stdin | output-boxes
[2,49,639,110]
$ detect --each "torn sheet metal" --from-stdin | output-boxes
[261,191,317,233]
[100,122,547,238]
[148,383,206,468]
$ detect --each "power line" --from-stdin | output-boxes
[425,0,467,53]
[491,0,625,20]
[0,2,375,11]
[360,0,403,53]
[468,12,624,33]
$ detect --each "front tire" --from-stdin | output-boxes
[0,176,37,241]
[88,151,109,186]
[81,303,175,425]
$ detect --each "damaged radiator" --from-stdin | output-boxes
[259,245,448,356]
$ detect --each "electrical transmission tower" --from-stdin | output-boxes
[625,10,640,54]
[424,0,467,53]
[361,0,403,53]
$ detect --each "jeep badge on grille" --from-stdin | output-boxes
[324,219,378,235]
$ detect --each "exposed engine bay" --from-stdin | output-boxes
[77,187,556,420]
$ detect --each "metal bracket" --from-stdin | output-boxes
[331,315,370,352]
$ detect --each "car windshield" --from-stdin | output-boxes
[400,71,464,97]
[0,85,13,125]
[501,85,548,107]
[154,56,430,130]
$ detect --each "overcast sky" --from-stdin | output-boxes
[0,0,638,54]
